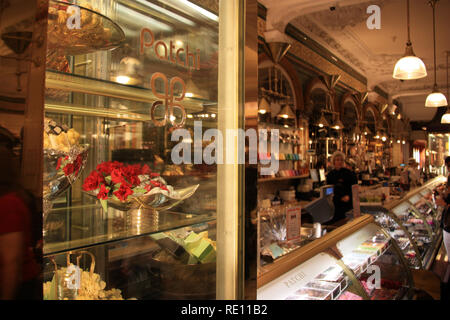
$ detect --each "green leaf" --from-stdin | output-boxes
[100,199,108,212]
[133,187,147,195]
[105,176,112,184]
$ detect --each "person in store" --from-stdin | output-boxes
[326,151,358,225]
[436,156,450,299]
[0,127,40,299]
[400,158,420,191]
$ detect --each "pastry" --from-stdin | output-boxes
[44,118,80,152]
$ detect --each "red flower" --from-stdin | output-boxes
[149,180,168,191]
[113,184,134,202]
[111,168,125,185]
[63,162,74,176]
[97,184,109,200]
[150,172,160,177]
[97,161,112,175]
[122,165,141,186]
[142,164,151,175]
[83,170,105,191]
[144,184,153,192]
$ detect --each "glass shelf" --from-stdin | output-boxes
[44,202,216,256]
[258,174,309,182]
[46,70,212,112]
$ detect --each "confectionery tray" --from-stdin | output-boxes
[47,0,125,55]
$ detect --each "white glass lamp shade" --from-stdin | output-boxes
[259,97,271,114]
[425,90,448,107]
[441,109,450,123]
[393,55,427,80]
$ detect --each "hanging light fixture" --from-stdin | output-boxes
[331,116,344,130]
[258,96,271,114]
[316,112,329,128]
[440,51,450,123]
[425,0,448,107]
[393,0,427,80]
[362,124,371,136]
[277,104,295,119]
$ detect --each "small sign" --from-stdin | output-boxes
[286,206,301,241]
[307,149,316,155]
[352,184,361,218]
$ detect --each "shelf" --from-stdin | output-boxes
[43,203,216,256]
[258,174,309,182]
[45,101,152,122]
[258,122,301,131]
[46,70,207,112]
[44,101,218,128]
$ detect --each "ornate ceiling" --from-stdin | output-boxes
[260,0,450,123]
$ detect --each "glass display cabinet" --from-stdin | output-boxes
[257,215,413,300]
[361,177,446,270]
[41,0,233,300]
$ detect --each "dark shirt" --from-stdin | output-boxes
[326,168,358,222]
[442,176,450,232]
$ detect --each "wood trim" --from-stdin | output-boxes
[257,214,374,288]
[340,91,360,123]
[363,102,380,129]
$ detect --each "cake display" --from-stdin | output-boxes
[47,0,125,56]
[44,118,81,153]
[43,118,88,201]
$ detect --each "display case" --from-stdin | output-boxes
[361,177,446,270]
[40,0,235,300]
[257,215,413,300]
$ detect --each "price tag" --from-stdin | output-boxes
[286,206,301,241]
[352,184,361,218]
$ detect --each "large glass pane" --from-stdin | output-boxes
[336,223,410,300]
[43,0,220,300]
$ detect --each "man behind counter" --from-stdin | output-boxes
[326,151,358,225]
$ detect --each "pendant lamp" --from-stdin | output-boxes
[259,96,271,114]
[393,0,427,80]
[277,104,295,119]
[441,110,450,123]
[441,52,450,123]
[316,113,329,128]
[425,0,448,107]
[362,125,371,136]
[332,118,344,130]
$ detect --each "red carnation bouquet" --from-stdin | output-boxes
[82,161,171,212]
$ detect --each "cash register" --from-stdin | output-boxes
[304,185,335,223]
